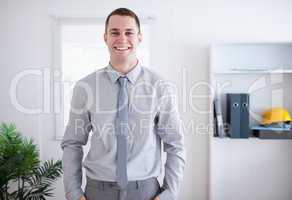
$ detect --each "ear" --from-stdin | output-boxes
[104,32,107,43]
[138,32,143,43]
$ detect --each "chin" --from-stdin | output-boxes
[115,54,135,61]
[113,56,130,63]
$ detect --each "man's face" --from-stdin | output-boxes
[104,15,142,62]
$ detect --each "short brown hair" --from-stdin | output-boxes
[105,8,141,33]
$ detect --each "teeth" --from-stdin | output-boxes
[115,47,129,50]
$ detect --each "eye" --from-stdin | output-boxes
[125,32,134,36]
[110,32,119,36]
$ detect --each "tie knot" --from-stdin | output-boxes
[118,76,128,87]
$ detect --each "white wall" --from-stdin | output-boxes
[1,0,292,200]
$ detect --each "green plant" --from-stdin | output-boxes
[0,123,62,200]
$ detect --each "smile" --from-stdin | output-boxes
[114,46,131,51]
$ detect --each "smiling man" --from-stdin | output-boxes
[61,8,186,200]
[104,13,141,73]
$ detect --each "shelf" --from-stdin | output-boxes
[252,130,292,139]
[211,43,292,74]
[213,136,259,140]
[214,69,292,74]
[214,135,292,140]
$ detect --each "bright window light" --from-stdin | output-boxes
[54,18,151,139]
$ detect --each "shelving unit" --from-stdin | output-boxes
[209,42,292,200]
[210,42,292,138]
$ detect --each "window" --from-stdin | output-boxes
[53,17,151,139]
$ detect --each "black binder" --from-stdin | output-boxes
[226,93,250,138]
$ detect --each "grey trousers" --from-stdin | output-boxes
[85,177,161,200]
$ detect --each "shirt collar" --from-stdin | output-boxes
[106,61,142,84]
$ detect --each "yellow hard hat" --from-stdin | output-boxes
[261,107,292,125]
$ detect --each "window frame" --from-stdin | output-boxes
[52,16,154,140]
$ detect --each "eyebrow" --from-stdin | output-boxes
[109,28,135,32]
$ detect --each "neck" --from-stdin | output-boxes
[110,58,138,75]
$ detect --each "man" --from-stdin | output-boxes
[61,8,185,200]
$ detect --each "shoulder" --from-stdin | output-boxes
[140,66,167,86]
[140,66,176,96]
[72,67,107,95]
[77,67,107,84]
[73,67,109,91]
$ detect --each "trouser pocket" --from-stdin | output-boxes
[85,184,119,200]
[138,178,161,200]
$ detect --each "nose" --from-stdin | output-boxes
[117,33,127,41]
